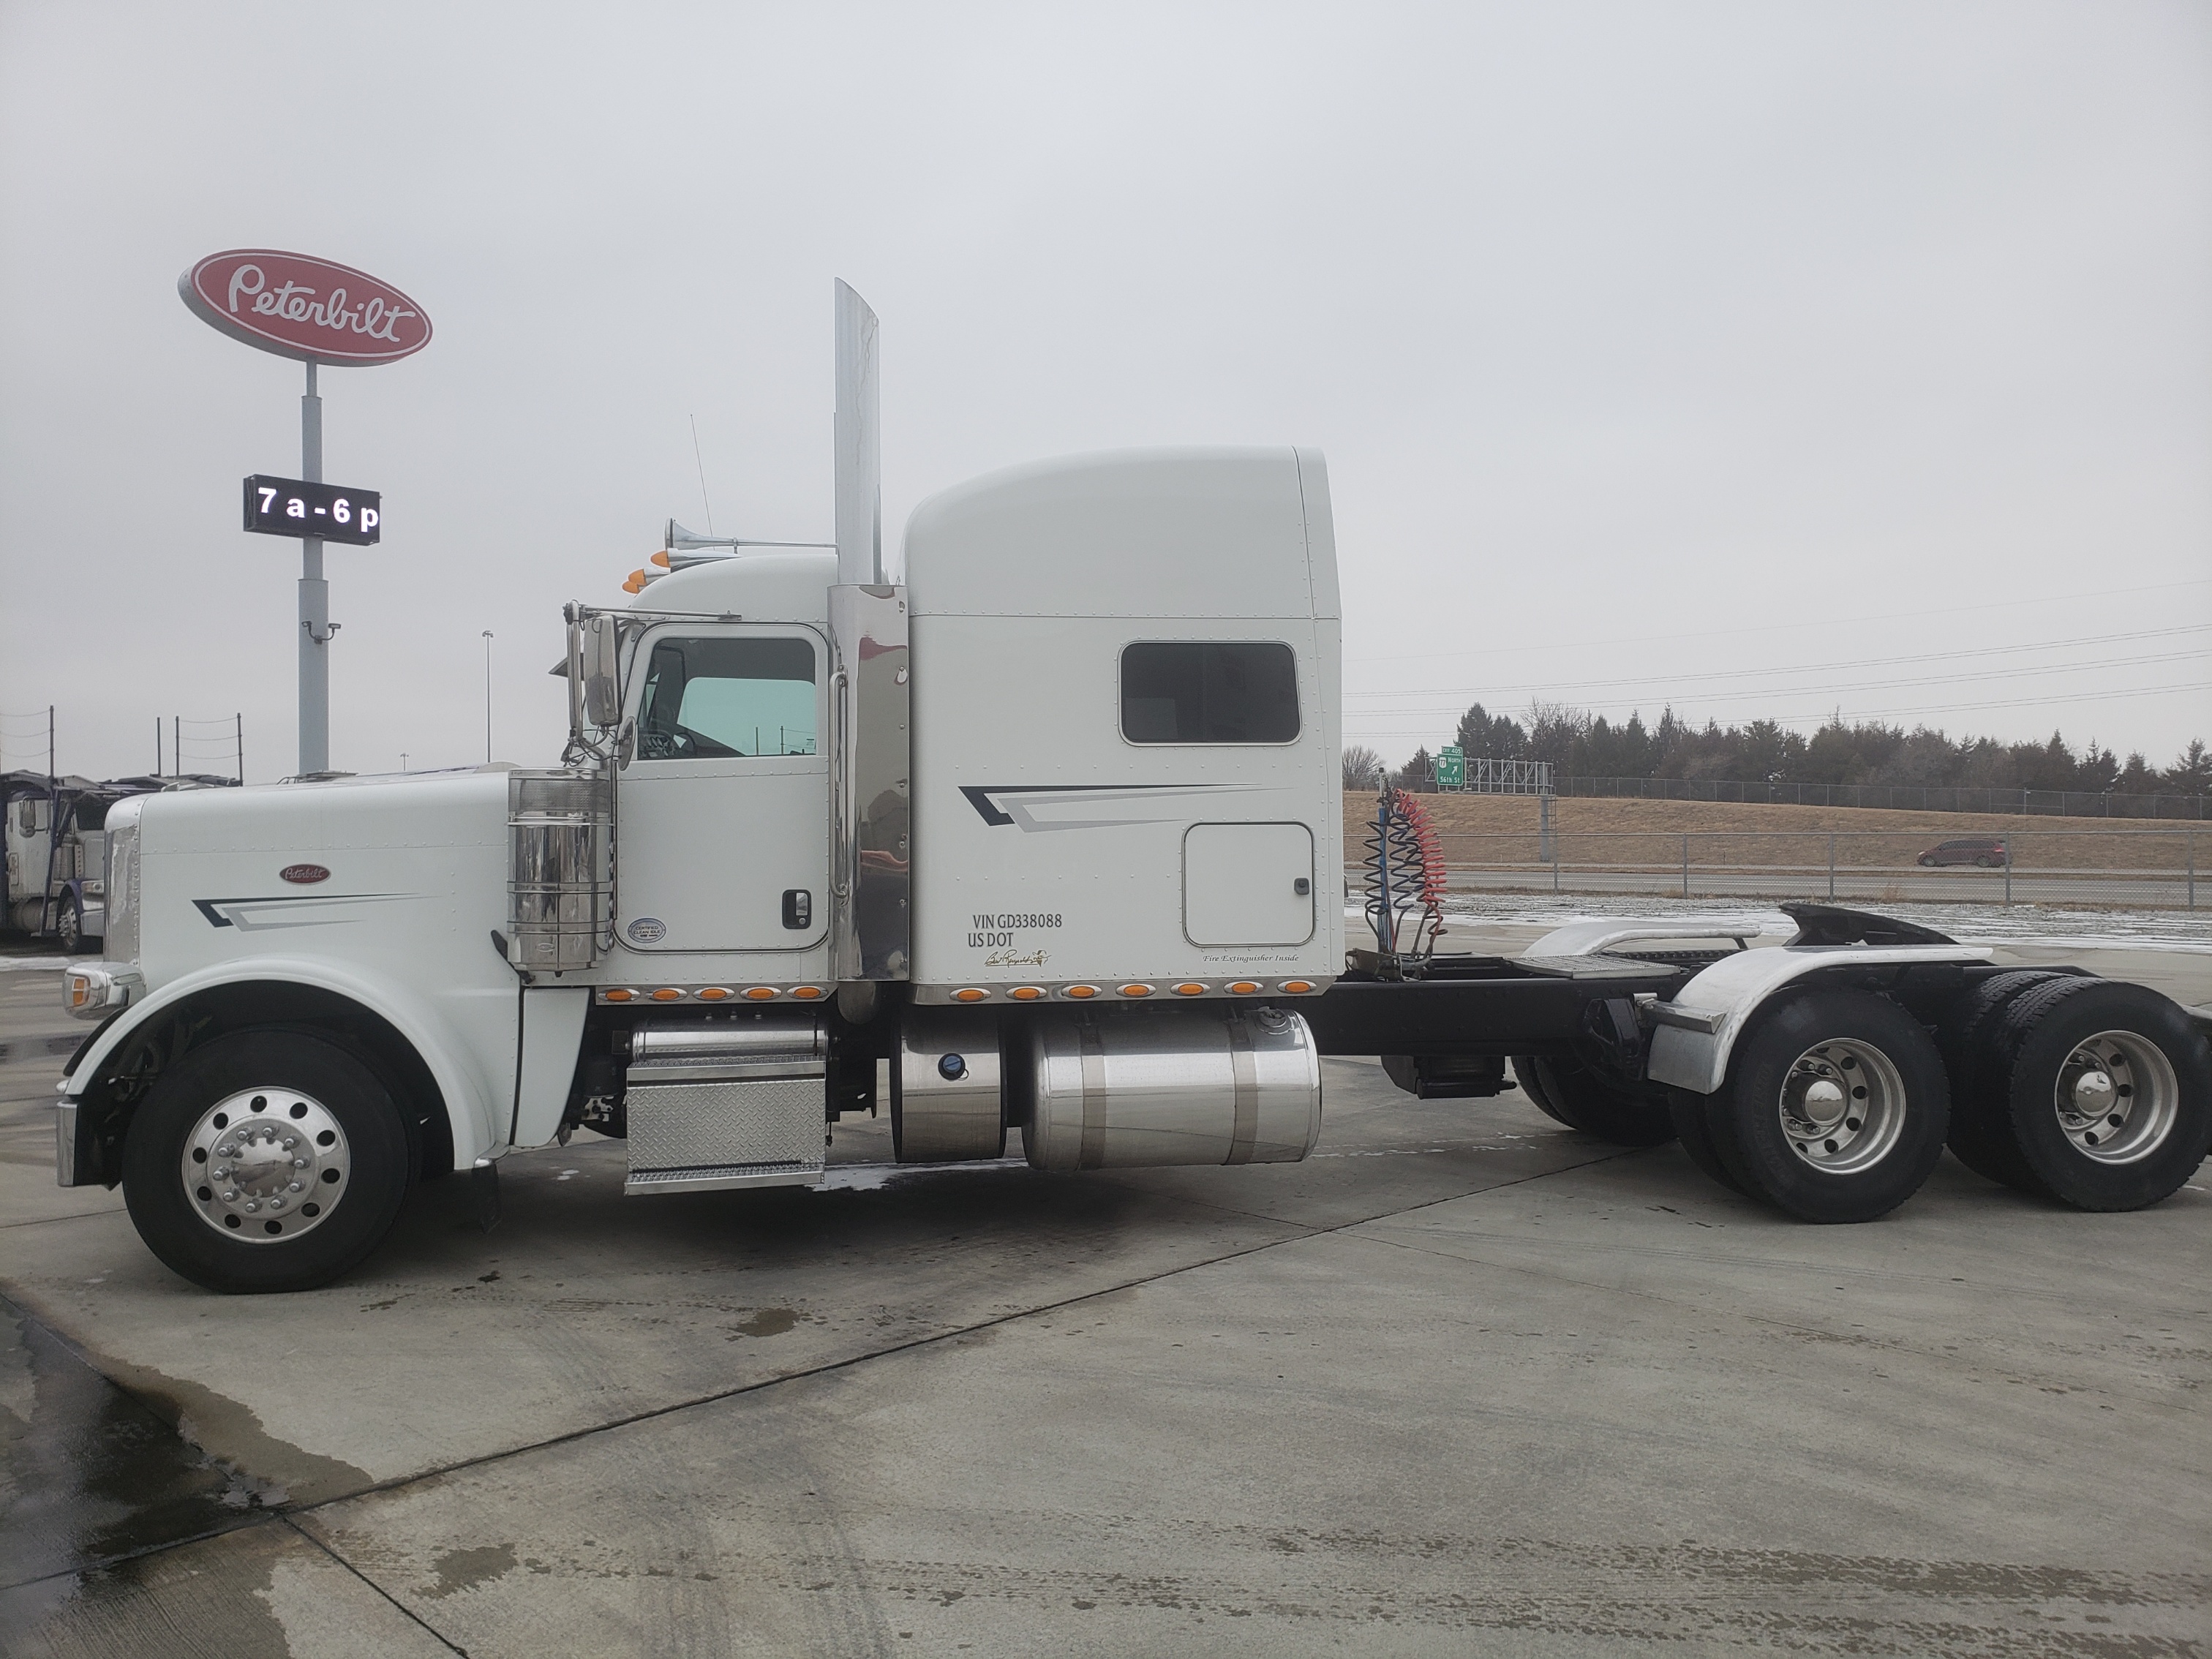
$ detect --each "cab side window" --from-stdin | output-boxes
[1120,642,1299,744]
[636,636,818,759]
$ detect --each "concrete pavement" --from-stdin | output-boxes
[2,940,2208,1656]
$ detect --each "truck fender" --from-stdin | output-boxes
[62,955,511,1168]
[1642,944,1992,1096]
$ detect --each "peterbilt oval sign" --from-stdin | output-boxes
[279,864,331,884]
[179,249,432,365]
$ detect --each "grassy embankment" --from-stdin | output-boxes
[1342,792,2200,874]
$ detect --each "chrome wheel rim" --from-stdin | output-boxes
[1778,1037,1907,1175]
[2055,1030,2178,1165]
[181,1087,350,1243]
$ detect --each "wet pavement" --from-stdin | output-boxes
[1,941,2208,1657]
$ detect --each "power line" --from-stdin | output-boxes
[1344,576,2212,667]
[1344,622,2212,704]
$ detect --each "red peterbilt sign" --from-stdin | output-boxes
[178,249,432,365]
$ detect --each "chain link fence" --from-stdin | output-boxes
[1546,775,2207,821]
[1356,828,2206,911]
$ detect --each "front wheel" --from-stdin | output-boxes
[122,1030,413,1293]
[1707,990,1949,1222]
[56,897,82,954]
[1917,856,1936,868]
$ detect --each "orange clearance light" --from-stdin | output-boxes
[650,988,685,1001]
[1009,986,1045,1001]
[791,985,825,1000]
[1173,982,1206,996]
[696,987,731,1001]
[744,987,779,1001]
[650,549,671,568]
[622,571,647,594]
[1064,985,1099,1000]
[1279,980,1315,994]
[1227,981,1261,996]
[952,988,990,1003]
[1118,983,1154,998]
[603,988,635,1002]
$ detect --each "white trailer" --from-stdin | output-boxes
[54,288,2212,1293]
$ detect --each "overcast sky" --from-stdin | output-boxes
[2,0,2207,782]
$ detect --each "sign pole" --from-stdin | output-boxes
[299,360,330,774]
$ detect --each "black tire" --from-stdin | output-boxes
[1976,856,2001,869]
[1529,1053,1675,1146]
[1978,978,2211,1211]
[1917,856,1936,868]
[1709,990,1949,1223]
[1941,970,2076,1186]
[56,897,82,955]
[123,1029,413,1293]
[1666,1087,1745,1194]
[1510,1056,1573,1129]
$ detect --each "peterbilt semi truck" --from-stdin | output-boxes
[55,287,2212,1293]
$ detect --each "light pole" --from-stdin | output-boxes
[481,631,494,764]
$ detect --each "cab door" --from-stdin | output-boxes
[615,622,829,955]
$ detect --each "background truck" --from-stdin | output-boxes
[3,771,187,952]
[54,285,2212,1293]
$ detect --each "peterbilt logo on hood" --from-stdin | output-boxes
[279,864,331,884]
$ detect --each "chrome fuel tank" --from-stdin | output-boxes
[1023,1007,1320,1172]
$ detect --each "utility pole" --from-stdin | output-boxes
[481,631,494,763]
[299,361,336,775]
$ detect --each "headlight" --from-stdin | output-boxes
[105,802,141,963]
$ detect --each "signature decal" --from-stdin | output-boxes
[959,783,1256,833]
[194,893,407,930]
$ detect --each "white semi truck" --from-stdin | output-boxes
[56,287,2212,1293]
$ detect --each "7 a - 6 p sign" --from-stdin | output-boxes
[243,475,382,545]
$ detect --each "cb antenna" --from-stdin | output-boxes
[688,413,714,535]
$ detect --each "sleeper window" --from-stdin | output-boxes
[1120,642,1299,744]
[636,636,817,759]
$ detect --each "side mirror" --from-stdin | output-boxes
[581,615,622,728]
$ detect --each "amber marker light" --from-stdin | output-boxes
[790,986,825,1000]
[1009,987,1045,1001]
[1064,985,1099,1000]
[952,988,990,1002]
[1279,980,1315,994]
[1118,984,1155,998]
[1173,983,1206,996]
[622,571,647,595]
[603,988,635,1002]
[1226,981,1261,996]
[696,987,731,1001]
[744,987,779,1001]
[650,549,671,568]
[650,988,685,1001]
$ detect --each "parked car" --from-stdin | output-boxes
[1918,836,2006,868]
